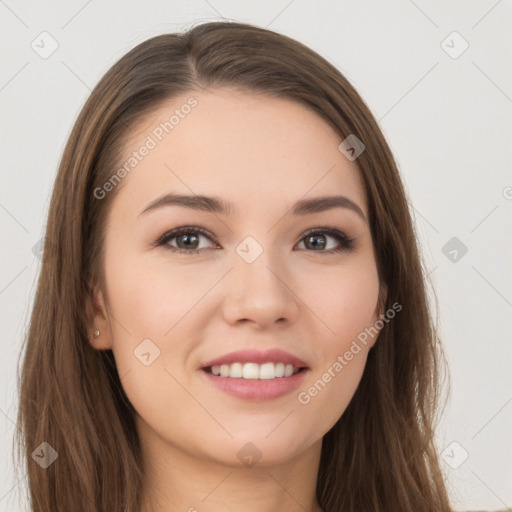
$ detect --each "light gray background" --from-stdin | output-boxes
[1,1,511,511]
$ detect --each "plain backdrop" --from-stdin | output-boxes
[1,1,511,511]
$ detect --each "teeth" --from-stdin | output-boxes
[259,362,275,380]
[229,362,243,378]
[243,363,259,379]
[209,362,300,379]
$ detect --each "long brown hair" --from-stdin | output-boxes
[14,21,452,511]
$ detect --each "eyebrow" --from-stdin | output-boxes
[139,193,367,222]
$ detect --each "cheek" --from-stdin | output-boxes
[294,260,379,425]
[299,257,380,350]
[103,251,211,395]
[104,247,191,338]
[102,256,203,434]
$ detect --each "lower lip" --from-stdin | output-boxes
[201,369,309,401]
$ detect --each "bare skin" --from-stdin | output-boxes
[89,87,386,512]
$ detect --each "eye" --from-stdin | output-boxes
[155,226,218,254]
[296,228,355,253]
[154,226,355,254]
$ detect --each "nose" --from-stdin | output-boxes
[222,252,300,329]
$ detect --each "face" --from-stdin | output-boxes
[90,87,385,468]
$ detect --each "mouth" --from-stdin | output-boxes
[199,349,310,401]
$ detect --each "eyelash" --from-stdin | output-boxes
[154,226,355,255]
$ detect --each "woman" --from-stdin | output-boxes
[14,21,453,511]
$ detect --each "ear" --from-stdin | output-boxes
[369,282,388,349]
[86,280,112,350]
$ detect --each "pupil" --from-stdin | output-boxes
[307,235,325,250]
[179,234,198,249]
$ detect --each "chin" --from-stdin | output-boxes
[204,433,315,469]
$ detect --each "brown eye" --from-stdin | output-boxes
[174,232,200,250]
[156,227,218,254]
[297,228,355,253]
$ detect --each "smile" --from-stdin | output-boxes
[205,362,302,379]
[200,349,310,401]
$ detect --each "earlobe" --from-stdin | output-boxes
[87,282,112,350]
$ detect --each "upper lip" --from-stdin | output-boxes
[201,349,308,369]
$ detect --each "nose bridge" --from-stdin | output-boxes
[222,240,298,326]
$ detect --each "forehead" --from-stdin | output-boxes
[114,87,367,219]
